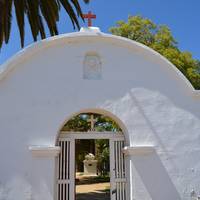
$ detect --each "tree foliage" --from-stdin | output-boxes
[110,16,200,89]
[95,139,109,176]
[62,113,121,132]
[0,0,89,49]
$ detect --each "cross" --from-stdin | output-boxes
[83,11,96,27]
[87,114,97,131]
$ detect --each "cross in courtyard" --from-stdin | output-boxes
[83,11,96,27]
[87,114,97,131]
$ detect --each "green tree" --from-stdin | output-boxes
[0,0,89,48]
[95,139,109,176]
[110,16,200,89]
[62,113,121,132]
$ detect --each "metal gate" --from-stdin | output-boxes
[110,138,127,200]
[56,133,126,200]
[57,138,75,200]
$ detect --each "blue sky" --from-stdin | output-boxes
[0,0,200,65]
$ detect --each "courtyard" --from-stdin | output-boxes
[76,175,110,200]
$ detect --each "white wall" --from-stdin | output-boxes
[0,31,199,200]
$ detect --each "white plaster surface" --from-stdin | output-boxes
[0,27,199,200]
[29,146,60,157]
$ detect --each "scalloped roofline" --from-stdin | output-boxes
[0,27,199,98]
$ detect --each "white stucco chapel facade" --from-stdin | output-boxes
[0,27,200,200]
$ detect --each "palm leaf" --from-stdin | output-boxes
[0,0,89,49]
[26,0,40,41]
[14,0,25,47]
[3,0,12,43]
[0,1,4,49]
[38,14,46,39]
[59,0,79,29]
[70,0,83,17]
[83,0,90,3]
[40,0,59,35]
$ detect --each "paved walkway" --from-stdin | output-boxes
[76,182,110,200]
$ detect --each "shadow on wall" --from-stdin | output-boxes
[128,90,181,200]
[100,88,187,200]
[131,151,181,200]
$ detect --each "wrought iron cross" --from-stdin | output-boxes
[87,114,97,131]
[83,11,96,27]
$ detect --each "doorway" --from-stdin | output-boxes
[75,139,110,200]
[56,112,127,200]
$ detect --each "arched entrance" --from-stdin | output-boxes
[55,110,128,200]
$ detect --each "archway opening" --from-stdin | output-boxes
[75,138,110,200]
[56,111,127,200]
[61,112,122,132]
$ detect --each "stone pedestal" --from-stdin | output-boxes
[83,159,98,176]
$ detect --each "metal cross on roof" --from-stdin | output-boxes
[83,11,96,27]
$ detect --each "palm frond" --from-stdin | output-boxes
[59,0,79,29]
[26,0,40,41]
[4,0,12,43]
[0,1,5,48]
[0,0,89,49]
[70,0,83,17]
[0,1,4,49]
[83,0,90,3]
[38,14,46,39]
[14,0,25,47]
[40,0,59,35]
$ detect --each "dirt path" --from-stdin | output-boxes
[76,182,110,200]
[76,182,110,193]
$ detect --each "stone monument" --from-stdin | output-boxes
[83,153,97,176]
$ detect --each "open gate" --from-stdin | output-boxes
[56,132,127,200]
[57,138,75,200]
[110,138,127,200]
